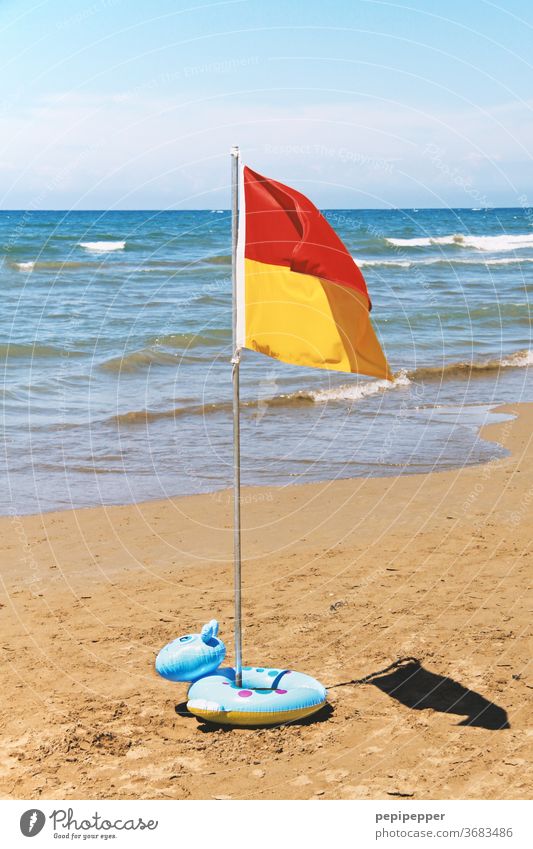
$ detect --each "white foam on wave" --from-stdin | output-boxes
[500,349,533,368]
[356,255,533,269]
[13,261,35,271]
[358,259,413,268]
[311,370,411,404]
[471,257,533,266]
[386,233,533,251]
[79,241,126,253]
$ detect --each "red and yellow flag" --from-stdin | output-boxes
[235,165,391,380]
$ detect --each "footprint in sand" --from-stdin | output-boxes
[292,774,312,786]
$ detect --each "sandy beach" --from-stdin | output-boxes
[0,403,531,800]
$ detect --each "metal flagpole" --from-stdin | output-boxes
[230,145,243,687]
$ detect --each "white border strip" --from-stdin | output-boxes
[3,800,529,847]
[235,157,246,349]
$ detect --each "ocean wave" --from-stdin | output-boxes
[385,233,533,252]
[110,394,319,426]
[79,240,126,252]
[357,256,533,269]
[0,342,85,358]
[100,349,182,373]
[10,259,92,272]
[13,253,533,274]
[107,349,532,426]
[203,254,231,265]
[100,332,231,372]
[406,349,532,381]
[12,260,35,271]
[149,330,231,348]
[303,371,411,403]
[111,400,232,425]
[110,373,410,426]
[358,259,413,268]
[500,349,533,367]
[459,256,533,266]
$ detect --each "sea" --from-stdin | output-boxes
[1,207,531,515]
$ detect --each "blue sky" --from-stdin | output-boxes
[0,0,532,208]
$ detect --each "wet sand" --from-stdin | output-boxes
[0,403,531,800]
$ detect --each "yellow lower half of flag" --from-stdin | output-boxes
[243,258,391,379]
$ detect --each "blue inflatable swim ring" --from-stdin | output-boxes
[187,666,326,726]
[155,619,327,726]
[155,619,226,682]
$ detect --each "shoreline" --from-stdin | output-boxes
[2,399,516,521]
[0,402,531,800]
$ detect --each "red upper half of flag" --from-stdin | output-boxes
[243,166,370,307]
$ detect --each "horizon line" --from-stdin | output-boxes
[0,206,528,213]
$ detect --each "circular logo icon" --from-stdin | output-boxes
[20,810,46,837]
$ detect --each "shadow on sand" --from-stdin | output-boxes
[368,659,509,730]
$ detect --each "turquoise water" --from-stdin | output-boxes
[1,208,531,515]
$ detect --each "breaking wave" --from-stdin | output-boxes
[79,240,126,252]
[303,371,411,402]
[108,349,531,426]
[12,260,35,271]
[406,349,532,381]
[11,260,93,271]
[385,233,533,251]
[358,259,413,268]
[357,256,533,269]
[108,373,410,425]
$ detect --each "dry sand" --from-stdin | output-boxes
[0,403,531,800]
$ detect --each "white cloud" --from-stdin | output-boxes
[0,92,531,207]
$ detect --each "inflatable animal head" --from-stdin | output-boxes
[155,619,226,683]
